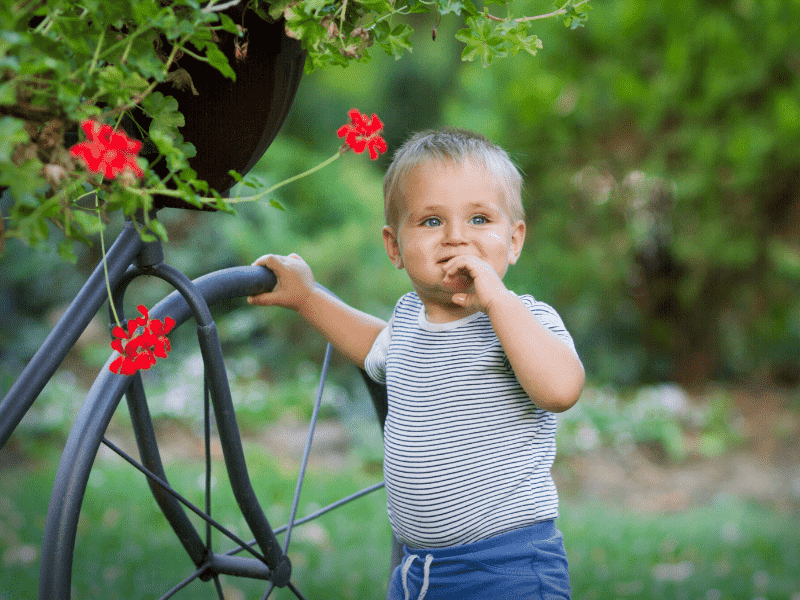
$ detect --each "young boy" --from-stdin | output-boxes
[248,129,584,599]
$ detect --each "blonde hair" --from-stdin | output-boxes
[382,128,525,230]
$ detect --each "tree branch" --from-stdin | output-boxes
[202,0,243,13]
[485,0,589,23]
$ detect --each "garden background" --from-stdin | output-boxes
[2,0,800,598]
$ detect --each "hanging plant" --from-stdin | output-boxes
[0,0,590,262]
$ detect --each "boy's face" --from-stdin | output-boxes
[382,160,525,319]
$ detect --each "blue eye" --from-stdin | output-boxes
[422,217,441,227]
[470,215,488,225]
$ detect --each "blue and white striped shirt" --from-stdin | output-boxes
[364,291,577,549]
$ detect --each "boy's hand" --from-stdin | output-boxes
[441,255,512,314]
[247,253,316,312]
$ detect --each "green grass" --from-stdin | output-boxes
[562,500,800,599]
[2,439,799,600]
[1,442,392,600]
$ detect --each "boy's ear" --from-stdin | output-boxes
[508,220,526,265]
[382,226,404,269]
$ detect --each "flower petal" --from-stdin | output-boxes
[365,114,383,135]
[109,356,125,374]
[163,317,175,334]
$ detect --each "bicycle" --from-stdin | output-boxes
[0,211,402,599]
[0,3,405,595]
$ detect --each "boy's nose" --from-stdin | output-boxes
[444,222,467,244]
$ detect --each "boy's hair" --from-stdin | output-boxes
[382,128,525,230]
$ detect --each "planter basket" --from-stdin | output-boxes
[137,5,306,210]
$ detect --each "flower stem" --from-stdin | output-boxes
[97,199,122,329]
[226,150,343,204]
[88,29,106,76]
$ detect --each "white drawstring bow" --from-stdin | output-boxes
[401,553,434,600]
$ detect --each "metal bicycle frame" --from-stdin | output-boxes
[0,214,403,597]
[40,258,307,598]
[0,219,144,449]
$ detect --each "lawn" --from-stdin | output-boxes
[2,435,799,600]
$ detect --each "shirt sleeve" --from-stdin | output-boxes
[364,319,392,384]
[519,295,579,357]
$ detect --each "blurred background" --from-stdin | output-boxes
[2,0,799,598]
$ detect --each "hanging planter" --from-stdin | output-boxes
[137,3,306,210]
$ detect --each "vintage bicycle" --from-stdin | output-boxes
[0,9,401,599]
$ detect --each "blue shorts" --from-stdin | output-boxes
[386,520,571,600]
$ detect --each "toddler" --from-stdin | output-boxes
[248,129,584,599]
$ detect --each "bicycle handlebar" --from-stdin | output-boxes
[145,265,277,327]
[0,264,277,450]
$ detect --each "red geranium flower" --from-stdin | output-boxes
[110,305,175,376]
[70,119,145,180]
[337,109,387,160]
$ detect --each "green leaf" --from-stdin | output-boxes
[132,0,160,21]
[455,15,507,68]
[500,20,542,57]
[57,239,78,263]
[562,0,590,30]
[142,91,184,127]
[70,209,105,236]
[435,0,466,15]
[198,39,235,80]
[269,198,286,211]
[149,218,169,242]
[0,116,28,162]
[355,0,392,12]
[376,22,413,60]
[266,0,293,20]
[217,13,240,35]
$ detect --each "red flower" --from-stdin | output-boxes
[70,119,145,180]
[337,109,387,160]
[110,305,175,376]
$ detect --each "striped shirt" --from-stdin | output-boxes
[364,291,577,549]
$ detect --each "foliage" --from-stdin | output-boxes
[0,0,240,261]
[557,385,747,463]
[2,0,800,389]
[443,0,800,384]
[276,0,590,71]
[0,0,592,262]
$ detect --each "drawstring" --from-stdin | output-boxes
[401,553,434,600]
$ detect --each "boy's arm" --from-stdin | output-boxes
[247,254,387,369]
[443,255,584,413]
[486,294,584,413]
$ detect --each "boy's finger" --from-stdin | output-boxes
[248,290,281,306]
[251,253,275,267]
[451,293,469,306]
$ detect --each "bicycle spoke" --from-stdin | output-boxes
[100,436,268,564]
[283,343,333,553]
[225,481,385,557]
[261,582,276,600]
[276,481,386,534]
[212,575,225,600]
[287,581,309,600]
[159,564,211,600]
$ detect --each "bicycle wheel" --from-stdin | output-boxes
[38,266,388,599]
